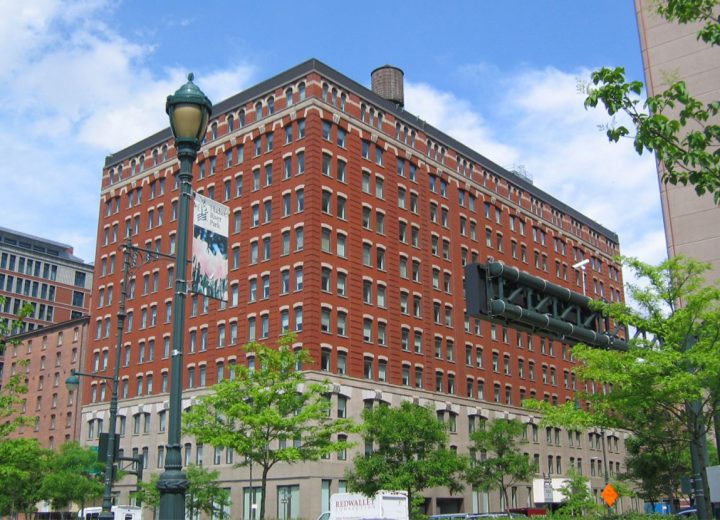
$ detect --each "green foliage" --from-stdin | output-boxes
[136,467,229,518]
[183,334,355,520]
[547,511,664,520]
[0,296,37,438]
[555,469,602,517]
[583,0,720,201]
[466,419,535,510]
[134,473,160,513]
[40,442,104,511]
[0,295,33,354]
[346,401,467,520]
[184,465,231,520]
[526,256,720,516]
[0,360,37,438]
[0,438,51,517]
[658,0,720,45]
[620,416,690,506]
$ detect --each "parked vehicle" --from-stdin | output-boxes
[473,514,528,518]
[319,490,409,520]
[430,513,528,519]
[77,506,142,520]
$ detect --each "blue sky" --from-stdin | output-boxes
[0,0,665,270]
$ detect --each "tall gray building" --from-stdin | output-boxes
[635,1,720,279]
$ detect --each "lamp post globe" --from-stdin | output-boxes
[166,73,212,153]
[157,73,212,520]
[65,370,80,392]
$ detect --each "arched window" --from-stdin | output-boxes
[254,101,263,120]
[238,109,246,127]
[267,96,275,115]
[298,82,306,100]
[227,114,235,132]
[285,87,293,106]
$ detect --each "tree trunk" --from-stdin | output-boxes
[259,465,270,520]
[501,487,509,513]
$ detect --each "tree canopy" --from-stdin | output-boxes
[346,401,466,519]
[465,419,535,511]
[0,296,36,438]
[525,256,720,517]
[555,469,602,517]
[584,0,720,201]
[183,334,355,520]
[40,442,104,512]
[0,438,51,518]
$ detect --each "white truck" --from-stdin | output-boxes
[77,505,142,520]
[318,490,409,520]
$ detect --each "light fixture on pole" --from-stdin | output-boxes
[571,257,611,494]
[158,73,212,520]
[572,258,589,296]
[65,239,132,520]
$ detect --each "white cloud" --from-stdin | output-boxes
[0,2,666,284]
[0,2,255,262]
[405,82,520,168]
[406,65,667,278]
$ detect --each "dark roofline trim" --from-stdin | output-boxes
[0,225,73,252]
[0,225,91,265]
[8,315,90,341]
[104,59,618,243]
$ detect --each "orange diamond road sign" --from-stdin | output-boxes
[602,483,619,507]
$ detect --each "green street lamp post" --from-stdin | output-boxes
[157,73,212,519]
[66,239,132,520]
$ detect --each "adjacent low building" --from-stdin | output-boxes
[83,59,637,517]
[2,316,89,449]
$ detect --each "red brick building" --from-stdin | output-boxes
[84,60,631,516]
[2,316,89,449]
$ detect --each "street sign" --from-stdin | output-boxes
[543,477,553,503]
[601,483,619,507]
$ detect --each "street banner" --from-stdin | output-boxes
[191,193,229,301]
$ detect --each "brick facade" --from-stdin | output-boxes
[83,59,634,517]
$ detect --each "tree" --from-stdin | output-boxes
[134,473,160,518]
[136,467,230,519]
[526,256,720,517]
[0,362,36,438]
[0,295,33,353]
[583,0,720,201]
[0,438,51,519]
[0,296,37,438]
[345,401,467,519]
[183,334,355,520]
[555,469,601,517]
[465,419,535,511]
[40,442,104,513]
[185,465,231,520]
[613,404,691,513]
